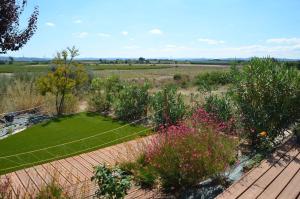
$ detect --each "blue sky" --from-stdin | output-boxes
[8,0,300,58]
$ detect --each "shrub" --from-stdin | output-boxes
[119,155,157,188]
[173,74,190,88]
[89,76,122,112]
[114,82,150,122]
[151,85,186,127]
[195,71,232,92]
[36,180,71,199]
[146,119,236,191]
[203,95,232,122]
[230,58,300,148]
[92,164,132,199]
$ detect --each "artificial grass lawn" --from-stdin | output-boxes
[0,112,149,175]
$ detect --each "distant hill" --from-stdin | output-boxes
[0,56,299,62]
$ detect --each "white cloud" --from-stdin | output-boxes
[73,19,83,24]
[45,22,55,27]
[149,29,163,35]
[266,37,300,45]
[123,45,140,49]
[121,31,129,36]
[165,44,177,48]
[197,38,225,45]
[73,32,89,38]
[97,33,111,37]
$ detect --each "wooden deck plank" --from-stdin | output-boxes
[277,170,300,199]
[216,140,295,199]
[8,173,25,198]
[79,153,99,167]
[72,156,94,173]
[86,151,106,165]
[24,167,46,191]
[89,150,111,164]
[64,157,93,178]
[57,159,87,182]
[239,148,299,199]
[51,160,80,185]
[41,162,70,187]
[32,164,53,185]
[257,154,300,199]
[93,149,116,165]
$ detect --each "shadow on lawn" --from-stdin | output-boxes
[85,112,141,126]
[41,114,77,127]
[41,112,139,127]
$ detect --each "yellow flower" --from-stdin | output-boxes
[259,131,267,137]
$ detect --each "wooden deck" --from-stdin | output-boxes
[0,135,159,199]
[217,139,300,199]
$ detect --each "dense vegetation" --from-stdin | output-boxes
[230,58,300,149]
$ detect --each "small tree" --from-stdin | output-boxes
[138,57,146,64]
[0,0,39,53]
[151,85,186,127]
[37,47,88,115]
[89,75,122,112]
[114,83,150,122]
[8,56,14,64]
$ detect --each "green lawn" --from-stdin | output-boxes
[0,112,150,174]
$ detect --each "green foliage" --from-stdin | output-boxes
[92,164,132,199]
[114,82,150,122]
[119,155,157,188]
[173,74,190,88]
[285,61,300,70]
[36,180,70,199]
[89,76,122,112]
[195,71,232,92]
[230,57,300,148]
[203,95,232,122]
[37,47,88,115]
[151,85,186,126]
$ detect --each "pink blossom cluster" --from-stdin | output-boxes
[191,108,237,135]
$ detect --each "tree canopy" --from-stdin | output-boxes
[0,0,39,53]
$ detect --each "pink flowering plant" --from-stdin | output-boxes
[144,108,237,191]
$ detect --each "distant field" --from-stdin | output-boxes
[0,62,175,73]
[93,64,229,80]
[0,112,149,174]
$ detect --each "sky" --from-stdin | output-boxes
[7,0,300,59]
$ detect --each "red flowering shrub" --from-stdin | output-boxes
[145,109,237,191]
[191,108,237,135]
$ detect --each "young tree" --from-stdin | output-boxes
[8,56,14,64]
[0,0,39,53]
[151,85,186,127]
[37,47,88,115]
